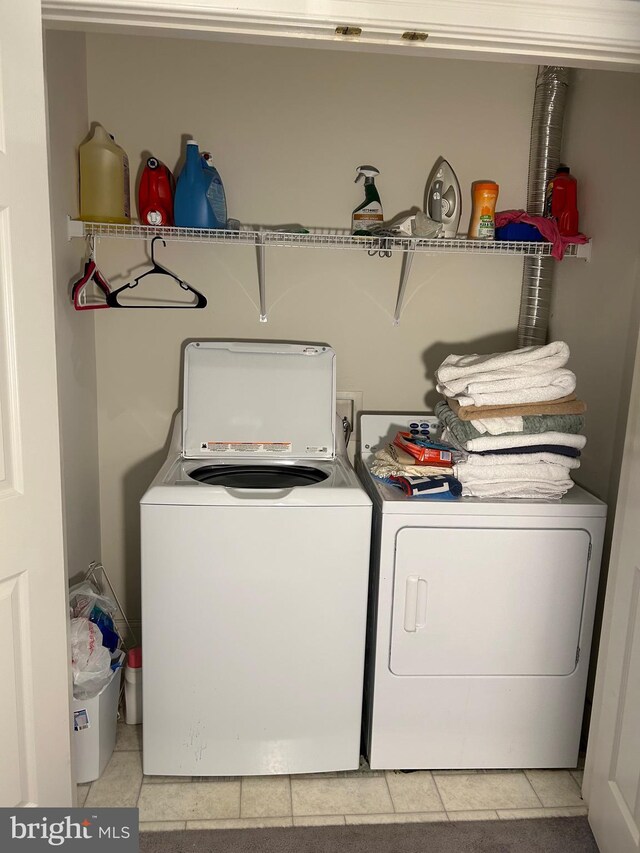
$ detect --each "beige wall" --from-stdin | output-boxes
[551,67,640,510]
[83,35,536,617]
[549,67,640,721]
[81,34,640,621]
[45,31,102,582]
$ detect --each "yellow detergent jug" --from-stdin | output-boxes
[79,124,131,223]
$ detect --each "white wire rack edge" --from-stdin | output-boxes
[67,219,589,259]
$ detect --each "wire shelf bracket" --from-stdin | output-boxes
[256,235,267,323]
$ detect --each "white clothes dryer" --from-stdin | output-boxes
[357,413,606,770]
[141,342,372,777]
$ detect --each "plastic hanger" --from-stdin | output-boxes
[72,237,111,310]
[106,236,207,309]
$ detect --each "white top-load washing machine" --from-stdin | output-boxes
[357,413,606,770]
[141,342,372,777]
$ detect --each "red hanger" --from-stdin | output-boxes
[72,258,111,311]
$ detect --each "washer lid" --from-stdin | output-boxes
[182,341,336,459]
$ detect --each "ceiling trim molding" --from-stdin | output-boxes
[42,0,640,71]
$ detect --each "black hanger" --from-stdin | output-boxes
[106,237,207,309]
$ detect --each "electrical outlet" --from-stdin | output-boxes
[336,391,363,463]
[336,397,354,426]
[336,391,363,428]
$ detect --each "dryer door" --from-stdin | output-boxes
[390,527,590,676]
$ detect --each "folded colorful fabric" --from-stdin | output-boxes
[388,474,462,498]
[495,209,588,260]
[371,461,454,478]
[371,443,454,478]
[374,443,421,468]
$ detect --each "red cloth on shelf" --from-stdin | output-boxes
[495,209,588,260]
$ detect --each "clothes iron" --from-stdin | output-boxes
[425,157,461,238]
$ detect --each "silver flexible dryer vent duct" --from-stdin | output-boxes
[517,66,569,346]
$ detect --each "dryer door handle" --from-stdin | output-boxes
[404,576,428,632]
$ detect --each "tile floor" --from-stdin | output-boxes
[78,724,587,832]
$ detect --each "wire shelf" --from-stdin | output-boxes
[70,221,259,245]
[68,219,587,258]
[66,218,590,324]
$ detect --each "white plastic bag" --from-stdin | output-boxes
[69,580,118,621]
[70,617,113,699]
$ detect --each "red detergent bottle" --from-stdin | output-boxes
[138,157,175,226]
[545,165,579,236]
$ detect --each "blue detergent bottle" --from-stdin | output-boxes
[202,152,228,229]
[174,140,218,228]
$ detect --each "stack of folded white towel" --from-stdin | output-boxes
[434,341,587,499]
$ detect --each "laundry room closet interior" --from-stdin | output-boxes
[44,19,640,766]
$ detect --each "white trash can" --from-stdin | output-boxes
[72,651,124,784]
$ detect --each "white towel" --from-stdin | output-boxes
[457,430,586,453]
[456,451,575,499]
[471,416,524,435]
[436,341,570,384]
[461,452,581,470]
[435,341,576,408]
[456,461,573,484]
[461,481,573,499]
[438,367,575,399]
[437,370,577,408]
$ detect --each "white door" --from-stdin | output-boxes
[587,324,640,851]
[0,0,73,806]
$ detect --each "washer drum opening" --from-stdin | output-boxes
[188,464,329,488]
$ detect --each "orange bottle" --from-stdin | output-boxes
[467,181,499,239]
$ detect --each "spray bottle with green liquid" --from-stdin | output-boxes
[352,165,383,234]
